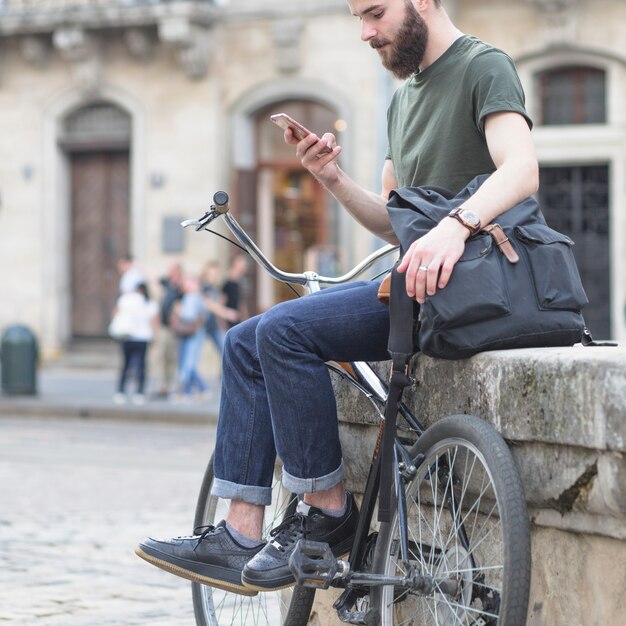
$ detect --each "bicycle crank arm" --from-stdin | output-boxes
[347,570,460,597]
[290,539,459,598]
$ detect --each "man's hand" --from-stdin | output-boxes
[397,218,469,304]
[283,129,398,243]
[285,128,342,187]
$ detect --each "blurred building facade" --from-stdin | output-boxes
[0,0,624,357]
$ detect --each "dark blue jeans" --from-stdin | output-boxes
[212,281,391,505]
[119,340,148,394]
[178,330,207,396]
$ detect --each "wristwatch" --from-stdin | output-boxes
[448,207,482,236]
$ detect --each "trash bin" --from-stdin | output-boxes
[1,325,38,395]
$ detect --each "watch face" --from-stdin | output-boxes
[460,210,481,229]
[449,208,481,233]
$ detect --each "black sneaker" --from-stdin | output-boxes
[135,521,264,596]
[241,492,358,591]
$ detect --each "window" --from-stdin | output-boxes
[537,66,606,125]
[539,165,611,338]
[61,101,131,150]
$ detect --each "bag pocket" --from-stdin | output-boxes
[421,234,511,330]
[514,224,589,311]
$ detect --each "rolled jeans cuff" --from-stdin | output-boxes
[282,460,345,495]
[211,477,272,506]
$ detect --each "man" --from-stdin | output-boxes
[220,253,248,329]
[155,262,183,398]
[136,0,538,595]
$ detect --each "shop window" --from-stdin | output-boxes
[253,100,342,305]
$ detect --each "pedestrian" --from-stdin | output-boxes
[155,262,184,398]
[172,274,208,402]
[117,255,145,295]
[200,260,242,393]
[137,0,538,596]
[199,260,227,354]
[112,282,159,405]
[220,254,248,328]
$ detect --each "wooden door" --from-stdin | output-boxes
[70,151,130,337]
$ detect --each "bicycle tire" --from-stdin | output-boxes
[372,414,531,626]
[191,453,315,626]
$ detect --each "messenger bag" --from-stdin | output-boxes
[386,174,590,360]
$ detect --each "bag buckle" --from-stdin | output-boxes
[482,224,519,264]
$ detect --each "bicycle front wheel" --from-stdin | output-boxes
[191,453,315,626]
[373,414,530,626]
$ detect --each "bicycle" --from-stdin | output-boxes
[183,191,531,626]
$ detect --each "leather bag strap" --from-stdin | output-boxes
[378,263,414,523]
[482,223,519,263]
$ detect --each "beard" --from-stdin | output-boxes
[370,1,428,79]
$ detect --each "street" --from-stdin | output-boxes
[0,415,216,626]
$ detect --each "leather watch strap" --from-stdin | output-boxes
[448,207,481,236]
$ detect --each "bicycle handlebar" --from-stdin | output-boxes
[182,191,399,289]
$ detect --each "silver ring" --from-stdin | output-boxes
[418,265,429,272]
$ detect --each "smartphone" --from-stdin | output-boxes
[270,113,332,154]
[270,113,312,140]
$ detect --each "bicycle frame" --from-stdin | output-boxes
[184,198,400,404]
[183,194,463,623]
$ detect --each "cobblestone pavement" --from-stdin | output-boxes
[0,415,216,626]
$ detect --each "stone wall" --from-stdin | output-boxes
[310,345,626,626]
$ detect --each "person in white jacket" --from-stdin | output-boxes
[112,282,159,404]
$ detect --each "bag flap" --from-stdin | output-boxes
[387,174,547,254]
[515,223,575,246]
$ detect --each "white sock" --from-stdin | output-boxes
[301,492,348,518]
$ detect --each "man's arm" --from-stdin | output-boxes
[205,296,240,324]
[286,129,399,244]
[452,112,539,225]
[397,111,539,303]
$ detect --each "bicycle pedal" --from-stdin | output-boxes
[288,539,349,589]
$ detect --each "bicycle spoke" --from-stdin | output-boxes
[436,594,500,621]
[377,433,517,626]
[440,447,463,574]
[461,502,499,556]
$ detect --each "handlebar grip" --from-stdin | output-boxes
[213,191,229,214]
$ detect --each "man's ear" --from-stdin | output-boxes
[416,0,437,13]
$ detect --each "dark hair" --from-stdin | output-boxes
[137,282,150,301]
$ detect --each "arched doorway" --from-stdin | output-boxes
[234,99,343,314]
[60,101,132,338]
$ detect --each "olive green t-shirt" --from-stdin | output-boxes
[386,35,532,193]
